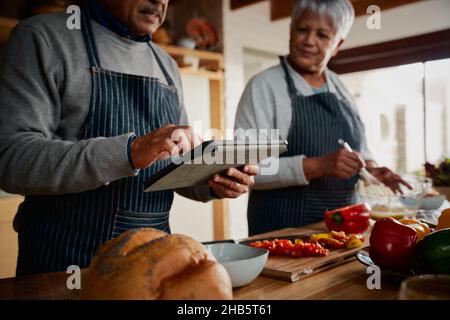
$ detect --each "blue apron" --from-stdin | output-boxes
[247,57,365,236]
[15,11,180,276]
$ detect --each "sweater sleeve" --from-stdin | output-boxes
[234,74,310,190]
[0,21,136,195]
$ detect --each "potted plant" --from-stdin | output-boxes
[425,158,450,201]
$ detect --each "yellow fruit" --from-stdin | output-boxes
[399,218,431,241]
[437,208,450,230]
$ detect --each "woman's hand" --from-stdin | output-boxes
[303,149,363,181]
[208,165,260,199]
[131,124,201,169]
[366,165,412,194]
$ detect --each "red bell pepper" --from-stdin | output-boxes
[369,217,418,271]
[324,203,371,234]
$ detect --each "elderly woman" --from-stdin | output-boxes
[235,0,408,235]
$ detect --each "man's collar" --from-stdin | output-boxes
[88,0,152,43]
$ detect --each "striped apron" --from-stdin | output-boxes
[247,57,365,235]
[14,11,180,276]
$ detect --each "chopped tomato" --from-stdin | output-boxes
[249,239,329,257]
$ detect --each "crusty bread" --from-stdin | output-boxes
[81,228,233,300]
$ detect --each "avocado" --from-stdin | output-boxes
[414,228,450,274]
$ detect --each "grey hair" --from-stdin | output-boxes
[291,0,355,40]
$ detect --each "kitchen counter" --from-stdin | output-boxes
[0,222,404,300]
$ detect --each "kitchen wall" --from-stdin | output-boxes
[222,0,450,240]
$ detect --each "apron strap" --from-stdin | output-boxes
[148,43,176,87]
[81,10,102,68]
[279,56,297,98]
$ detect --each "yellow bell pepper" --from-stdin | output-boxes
[310,233,331,241]
[437,208,450,230]
[346,234,364,248]
[399,218,431,241]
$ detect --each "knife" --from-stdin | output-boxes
[202,239,236,245]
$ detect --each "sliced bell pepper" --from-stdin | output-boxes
[346,234,364,248]
[324,203,371,234]
[369,217,418,271]
[399,218,431,241]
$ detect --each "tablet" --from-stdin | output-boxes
[144,140,288,192]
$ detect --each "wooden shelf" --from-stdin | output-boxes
[178,67,224,81]
[159,44,224,66]
[158,43,224,77]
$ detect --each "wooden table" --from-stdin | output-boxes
[0,223,406,300]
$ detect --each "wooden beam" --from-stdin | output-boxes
[270,0,294,21]
[230,0,265,10]
[209,78,229,240]
[270,0,424,21]
[351,0,423,17]
[329,28,450,74]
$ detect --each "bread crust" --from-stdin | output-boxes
[81,228,233,300]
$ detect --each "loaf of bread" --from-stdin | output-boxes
[81,228,233,300]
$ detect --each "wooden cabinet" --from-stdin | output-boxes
[0,195,23,279]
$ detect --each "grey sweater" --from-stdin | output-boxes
[0,12,211,201]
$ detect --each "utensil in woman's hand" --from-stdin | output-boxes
[338,139,394,203]
[338,139,382,186]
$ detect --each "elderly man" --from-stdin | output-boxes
[235,0,409,235]
[0,0,258,276]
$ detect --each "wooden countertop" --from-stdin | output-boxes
[0,223,405,300]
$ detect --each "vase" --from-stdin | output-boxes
[434,186,450,202]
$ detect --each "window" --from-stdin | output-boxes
[340,58,450,174]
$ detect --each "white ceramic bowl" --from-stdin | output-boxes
[204,243,268,288]
[420,195,446,210]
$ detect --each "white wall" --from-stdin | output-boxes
[222,0,450,240]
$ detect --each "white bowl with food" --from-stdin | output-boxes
[204,243,268,288]
[357,175,428,219]
[420,194,446,210]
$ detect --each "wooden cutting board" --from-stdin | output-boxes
[239,227,370,282]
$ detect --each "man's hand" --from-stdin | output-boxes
[304,149,363,181]
[131,124,201,169]
[208,165,260,199]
